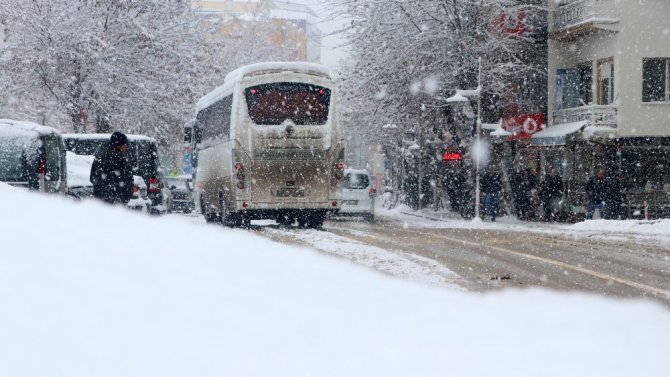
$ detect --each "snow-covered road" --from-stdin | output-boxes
[183,207,670,306]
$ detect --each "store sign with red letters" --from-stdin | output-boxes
[502,114,545,140]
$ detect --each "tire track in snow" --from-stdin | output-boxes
[262,227,465,290]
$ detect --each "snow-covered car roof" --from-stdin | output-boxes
[62,133,156,143]
[165,174,192,181]
[344,168,370,176]
[0,118,62,138]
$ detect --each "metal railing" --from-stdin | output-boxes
[550,0,619,33]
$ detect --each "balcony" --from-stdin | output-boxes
[549,0,619,38]
[553,105,618,129]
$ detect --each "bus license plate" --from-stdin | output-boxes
[276,188,305,197]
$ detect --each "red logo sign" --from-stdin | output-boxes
[495,10,526,35]
[442,152,462,161]
[502,114,545,140]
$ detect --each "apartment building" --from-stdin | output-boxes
[533,0,670,217]
[192,0,321,62]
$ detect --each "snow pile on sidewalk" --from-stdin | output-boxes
[568,218,670,238]
[1,182,670,377]
[380,204,670,244]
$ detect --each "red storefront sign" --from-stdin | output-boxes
[442,152,462,161]
[502,114,545,140]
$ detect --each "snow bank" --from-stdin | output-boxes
[1,182,670,377]
[380,205,670,245]
[568,218,670,236]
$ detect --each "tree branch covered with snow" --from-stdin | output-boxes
[0,0,304,167]
[330,0,540,146]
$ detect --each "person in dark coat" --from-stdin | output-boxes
[515,168,537,220]
[479,168,502,221]
[540,168,564,221]
[585,169,609,219]
[90,131,134,205]
[605,175,627,220]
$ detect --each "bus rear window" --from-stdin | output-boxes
[244,82,330,125]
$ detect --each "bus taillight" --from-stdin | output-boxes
[38,153,46,175]
[235,162,245,189]
[334,162,344,180]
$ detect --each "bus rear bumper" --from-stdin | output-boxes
[230,201,339,220]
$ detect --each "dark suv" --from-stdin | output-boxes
[63,133,167,213]
[0,119,67,193]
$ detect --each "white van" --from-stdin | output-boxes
[338,168,375,222]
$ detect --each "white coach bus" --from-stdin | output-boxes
[188,62,345,228]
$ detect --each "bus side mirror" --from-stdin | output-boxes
[184,127,192,144]
[194,126,203,145]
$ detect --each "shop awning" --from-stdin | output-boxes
[481,119,513,137]
[530,120,587,146]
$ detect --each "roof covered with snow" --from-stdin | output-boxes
[531,120,588,139]
[0,119,61,138]
[223,61,334,83]
[62,133,156,143]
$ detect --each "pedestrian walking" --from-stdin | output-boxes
[605,175,627,219]
[90,131,134,205]
[540,168,564,221]
[585,169,609,219]
[480,168,502,221]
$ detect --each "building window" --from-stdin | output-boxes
[642,58,669,102]
[555,63,592,110]
[597,59,614,105]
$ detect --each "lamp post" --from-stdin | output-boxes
[446,57,482,220]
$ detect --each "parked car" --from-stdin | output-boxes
[164,175,195,213]
[0,119,67,194]
[127,175,152,212]
[63,133,168,214]
[156,170,173,214]
[337,168,376,222]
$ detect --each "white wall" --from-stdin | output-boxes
[547,0,670,137]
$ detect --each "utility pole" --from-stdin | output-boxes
[418,105,426,211]
[474,57,482,220]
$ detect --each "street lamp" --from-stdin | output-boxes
[446,57,482,220]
